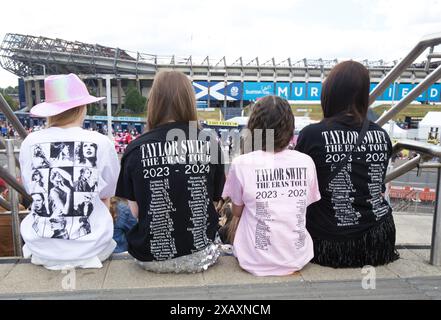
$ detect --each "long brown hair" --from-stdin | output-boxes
[219,199,239,245]
[146,71,198,131]
[321,60,370,125]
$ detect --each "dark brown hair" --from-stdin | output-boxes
[146,71,198,131]
[246,95,294,152]
[321,60,370,125]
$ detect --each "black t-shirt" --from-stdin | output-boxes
[116,122,225,261]
[295,118,393,240]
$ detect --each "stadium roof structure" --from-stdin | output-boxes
[0,33,156,77]
[1,33,439,81]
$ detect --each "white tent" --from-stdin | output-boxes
[382,120,408,139]
[295,116,317,132]
[418,111,441,141]
[226,116,249,126]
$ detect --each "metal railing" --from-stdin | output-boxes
[385,141,441,265]
[0,94,31,207]
[371,32,441,126]
[369,32,441,265]
[0,94,28,139]
[0,138,27,257]
[356,31,441,265]
[0,93,31,257]
[5,140,22,256]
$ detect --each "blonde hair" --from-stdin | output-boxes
[146,71,198,131]
[47,106,86,128]
[110,196,128,222]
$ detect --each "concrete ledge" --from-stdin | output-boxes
[0,213,438,298]
[1,277,440,300]
[0,249,440,298]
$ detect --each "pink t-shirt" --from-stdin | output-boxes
[222,149,321,276]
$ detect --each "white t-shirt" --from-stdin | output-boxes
[19,127,120,269]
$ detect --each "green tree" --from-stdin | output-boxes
[85,84,101,116]
[1,86,17,95]
[87,104,98,116]
[124,84,147,114]
[2,93,19,110]
[5,86,18,95]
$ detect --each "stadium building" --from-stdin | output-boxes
[1,32,441,125]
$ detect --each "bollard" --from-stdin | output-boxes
[430,166,441,266]
[6,139,23,257]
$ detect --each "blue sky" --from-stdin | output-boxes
[1,0,440,87]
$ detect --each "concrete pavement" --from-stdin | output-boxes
[0,212,440,300]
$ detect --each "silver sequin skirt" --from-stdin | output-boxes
[136,243,221,273]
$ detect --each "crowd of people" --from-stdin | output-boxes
[4,121,141,154]
[0,122,19,138]
[7,63,400,275]
[113,130,141,153]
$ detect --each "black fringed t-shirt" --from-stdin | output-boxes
[295,119,393,240]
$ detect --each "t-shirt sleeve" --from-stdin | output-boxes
[99,138,120,199]
[115,152,136,201]
[294,127,308,154]
[19,137,32,194]
[307,158,321,206]
[222,160,244,206]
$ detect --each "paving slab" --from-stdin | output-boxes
[308,279,421,299]
[408,249,432,262]
[0,261,109,294]
[300,262,397,281]
[0,264,15,282]
[103,259,204,290]
[201,256,303,286]
[384,249,441,278]
[394,214,433,246]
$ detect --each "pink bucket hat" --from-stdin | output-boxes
[30,74,105,117]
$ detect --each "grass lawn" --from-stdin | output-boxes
[371,104,441,121]
[290,103,441,122]
[111,103,440,123]
[291,104,323,121]
[115,110,223,121]
[244,104,325,120]
[197,109,223,121]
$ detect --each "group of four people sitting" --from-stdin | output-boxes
[18,61,399,274]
